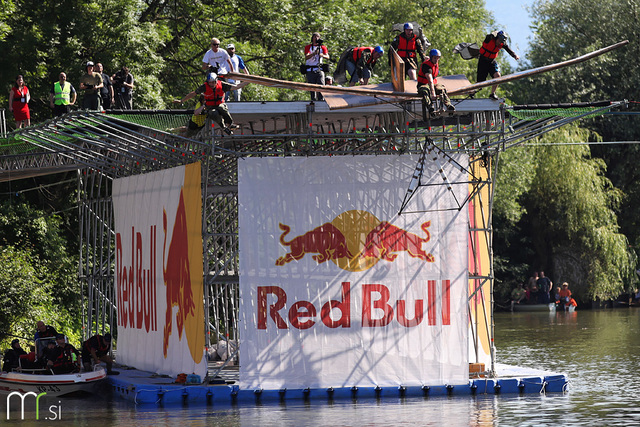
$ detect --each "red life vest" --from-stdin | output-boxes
[204,80,225,107]
[352,47,374,64]
[417,59,439,85]
[479,38,504,60]
[397,34,417,58]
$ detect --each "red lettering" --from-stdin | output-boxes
[362,284,393,327]
[257,286,288,329]
[442,279,450,325]
[289,301,316,329]
[321,282,351,328]
[427,280,436,325]
[136,232,143,328]
[396,299,424,327]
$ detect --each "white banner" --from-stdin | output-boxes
[112,163,206,378]
[238,155,468,390]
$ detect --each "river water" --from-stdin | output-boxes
[5,308,640,426]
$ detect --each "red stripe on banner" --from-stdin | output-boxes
[442,280,451,325]
[428,280,436,325]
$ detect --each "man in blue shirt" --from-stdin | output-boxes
[226,43,249,101]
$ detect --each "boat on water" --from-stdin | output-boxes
[0,367,107,397]
[512,303,575,313]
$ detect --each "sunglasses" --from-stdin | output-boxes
[211,43,219,46]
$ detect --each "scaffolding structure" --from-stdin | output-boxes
[0,99,625,374]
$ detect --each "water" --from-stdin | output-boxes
[5,309,639,425]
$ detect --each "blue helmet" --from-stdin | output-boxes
[404,22,413,31]
[374,45,384,55]
[206,72,217,82]
[429,49,441,57]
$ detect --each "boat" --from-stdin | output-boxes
[0,367,107,397]
[512,303,556,312]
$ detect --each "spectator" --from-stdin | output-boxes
[390,22,425,80]
[202,37,233,75]
[96,63,114,109]
[303,32,329,101]
[334,46,384,86]
[79,61,104,110]
[417,48,455,116]
[536,270,552,304]
[8,74,30,128]
[49,72,77,117]
[174,72,239,135]
[2,339,26,372]
[476,30,519,100]
[559,282,572,303]
[112,66,134,109]
[510,283,527,311]
[226,43,250,101]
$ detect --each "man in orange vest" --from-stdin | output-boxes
[417,49,455,117]
[477,30,519,100]
[175,72,240,135]
[391,23,425,80]
[345,46,384,86]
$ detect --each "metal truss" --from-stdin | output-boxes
[0,99,623,366]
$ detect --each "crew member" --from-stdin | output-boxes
[174,72,239,135]
[34,320,58,358]
[2,339,26,372]
[79,61,104,110]
[417,49,455,116]
[82,332,118,374]
[47,334,80,374]
[477,30,519,99]
[390,22,425,80]
[49,72,77,117]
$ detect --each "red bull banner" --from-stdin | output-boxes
[112,162,206,378]
[238,155,469,390]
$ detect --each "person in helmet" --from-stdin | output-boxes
[390,22,425,80]
[417,48,455,116]
[477,30,519,100]
[174,72,240,135]
[337,46,384,86]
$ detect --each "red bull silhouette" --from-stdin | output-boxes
[276,223,354,266]
[162,190,196,357]
[361,221,434,262]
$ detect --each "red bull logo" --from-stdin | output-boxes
[161,162,204,363]
[275,210,434,271]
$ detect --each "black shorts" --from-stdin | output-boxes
[476,56,500,82]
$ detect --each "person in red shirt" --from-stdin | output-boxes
[8,75,30,128]
[303,32,329,101]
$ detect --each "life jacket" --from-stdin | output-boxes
[84,335,109,355]
[53,82,71,105]
[352,47,374,64]
[417,59,439,85]
[479,37,504,60]
[397,34,417,58]
[204,80,225,107]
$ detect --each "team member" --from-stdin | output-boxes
[477,30,519,99]
[417,49,456,116]
[174,72,239,135]
[82,332,118,374]
[390,23,425,80]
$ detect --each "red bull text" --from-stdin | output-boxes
[116,226,158,333]
[257,281,451,330]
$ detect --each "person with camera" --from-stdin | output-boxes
[390,22,425,81]
[174,72,239,135]
[303,32,329,101]
[96,63,114,109]
[79,61,104,110]
[202,37,234,76]
[112,66,134,109]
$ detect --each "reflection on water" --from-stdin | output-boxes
[4,309,639,425]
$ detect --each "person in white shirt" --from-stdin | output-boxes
[225,43,250,101]
[202,37,234,75]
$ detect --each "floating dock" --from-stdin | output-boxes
[108,362,568,405]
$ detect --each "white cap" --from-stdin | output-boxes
[227,44,235,49]
[86,61,94,67]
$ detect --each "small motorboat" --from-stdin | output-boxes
[512,303,557,312]
[0,367,107,397]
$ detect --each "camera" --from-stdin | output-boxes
[316,38,324,45]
